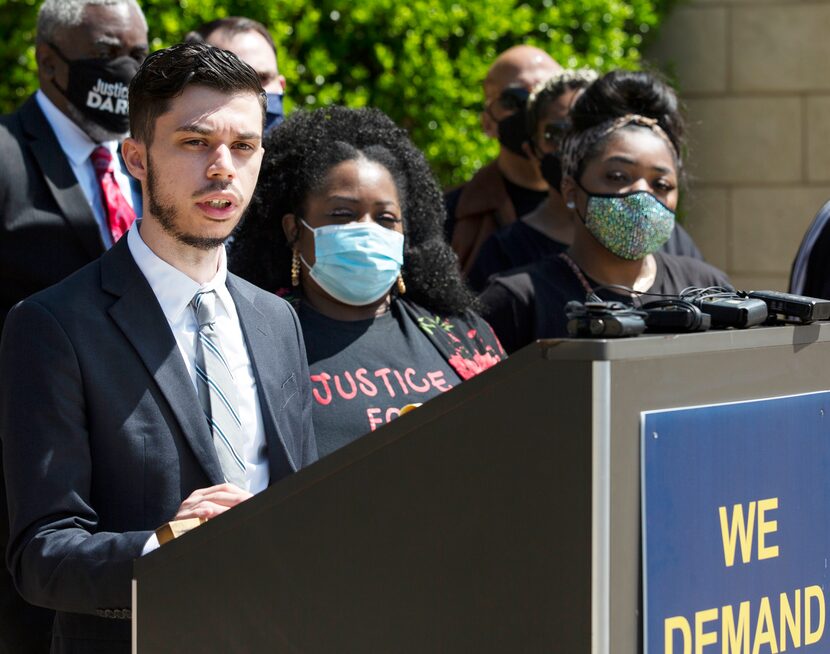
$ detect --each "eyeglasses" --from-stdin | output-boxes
[496,86,530,112]
[485,86,531,118]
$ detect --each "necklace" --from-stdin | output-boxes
[558,252,657,295]
[558,252,594,294]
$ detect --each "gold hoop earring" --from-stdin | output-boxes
[396,273,406,295]
[291,250,301,287]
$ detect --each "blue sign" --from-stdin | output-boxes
[642,392,830,654]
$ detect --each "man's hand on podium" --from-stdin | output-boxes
[147,483,254,550]
[175,482,253,520]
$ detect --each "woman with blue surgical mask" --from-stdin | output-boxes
[480,70,731,353]
[231,107,505,456]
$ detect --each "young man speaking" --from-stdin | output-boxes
[0,42,316,654]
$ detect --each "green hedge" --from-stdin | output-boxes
[0,0,675,186]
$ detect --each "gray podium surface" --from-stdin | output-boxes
[132,325,830,653]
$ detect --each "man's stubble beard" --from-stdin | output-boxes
[146,154,242,251]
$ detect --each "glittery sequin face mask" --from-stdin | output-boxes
[582,190,675,261]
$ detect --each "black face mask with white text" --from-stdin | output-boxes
[50,43,138,135]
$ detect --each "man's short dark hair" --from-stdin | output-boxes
[128,41,266,144]
[185,16,276,55]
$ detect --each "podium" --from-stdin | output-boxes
[132,325,830,653]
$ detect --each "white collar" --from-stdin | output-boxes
[127,221,232,324]
[35,89,118,165]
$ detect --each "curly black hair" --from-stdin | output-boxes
[229,106,476,315]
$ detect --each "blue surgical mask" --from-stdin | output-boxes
[265,93,284,132]
[300,219,404,306]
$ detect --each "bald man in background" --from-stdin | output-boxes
[446,45,561,274]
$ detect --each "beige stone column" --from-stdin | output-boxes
[648,0,830,290]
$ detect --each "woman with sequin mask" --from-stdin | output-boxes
[480,70,731,353]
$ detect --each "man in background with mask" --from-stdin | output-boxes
[445,45,561,275]
[0,1,147,650]
[186,16,286,133]
[0,0,147,330]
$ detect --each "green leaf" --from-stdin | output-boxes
[0,0,675,187]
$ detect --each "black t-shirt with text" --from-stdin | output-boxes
[299,301,462,458]
[480,251,731,353]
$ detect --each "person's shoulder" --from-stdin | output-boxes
[497,252,568,283]
[0,112,20,139]
[455,160,506,216]
[484,254,565,304]
[663,222,703,260]
[402,297,481,327]
[804,201,830,252]
[493,219,525,243]
[0,99,45,197]
[6,258,105,328]
[0,106,28,161]
[0,97,36,141]
[228,273,296,317]
[478,220,529,261]
[655,252,731,288]
[464,159,500,187]
[444,184,464,209]
[656,251,722,275]
[0,102,23,130]
[487,264,534,296]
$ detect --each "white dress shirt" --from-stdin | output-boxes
[127,225,269,553]
[36,90,138,248]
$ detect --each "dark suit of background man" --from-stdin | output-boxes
[0,1,148,651]
[0,42,317,654]
[0,0,148,330]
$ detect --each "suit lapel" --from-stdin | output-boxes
[21,96,103,260]
[227,276,296,479]
[102,239,225,485]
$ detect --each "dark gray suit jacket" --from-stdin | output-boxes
[0,236,317,653]
[0,96,112,330]
[0,94,111,654]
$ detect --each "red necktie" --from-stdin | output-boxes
[90,146,136,244]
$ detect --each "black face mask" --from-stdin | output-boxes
[50,43,139,135]
[497,110,530,158]
[264,92,285,133]
[540,151,563,191]
[491,87,531,158]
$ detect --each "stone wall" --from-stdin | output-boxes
[648,0,830,290]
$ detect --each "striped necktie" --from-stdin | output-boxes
[191,290,246,487]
